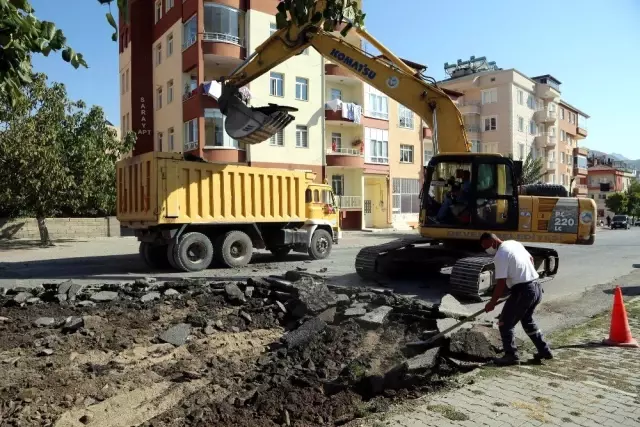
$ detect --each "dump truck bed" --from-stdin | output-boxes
[116,152,315,228]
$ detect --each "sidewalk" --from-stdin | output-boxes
[360,298,640,427]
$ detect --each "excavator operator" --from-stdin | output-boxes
[436,183,471,225]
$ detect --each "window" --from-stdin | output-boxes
[155,0,162,23]
[481,88,497,104]
[471,140,481,153]
[295,125,308,148]
[157,132,163,151]
[424,148,433,165]
[331,175,344,196]
[561,152,565,164]
[527,95,536,109]
[365,127,388,164]
[561,130,566,141]
[330,88,342,100]
[365,84,389,119]
[483,116,497,131]
[295,77,308,101]
[400,144,414,163]
[529,120,536,135]
[518,116,524,132]
[125,69,129,92]
[203,3,245,46]
[168,128,175,151]
[270,72,284,97]
[398,105,414,129]
[165,0,174,12]
[331,132,342,152]
[183,119,198,151]
[156,87,163,109]
[120,73,125,94]
[204,109,241,148]
[519,143,525,160]
[167,33,173,57]
[125,113,129,132]
[167,80,174,103]
[550,126,556,137]
[392,178,420,214]
[155,43,162,66]
[183,17,197,49]
[270,129,284,146]
[517,89,524,105]
[560,108,565,120]
[270,22,277,35]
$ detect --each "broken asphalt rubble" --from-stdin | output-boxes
[0,273,507,426]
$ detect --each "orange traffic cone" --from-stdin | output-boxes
[603,286,639,348]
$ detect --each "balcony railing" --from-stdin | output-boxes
[202,32,244,47]
[327,147,362,156]
[465,125,481,133]
[335,195,362,209]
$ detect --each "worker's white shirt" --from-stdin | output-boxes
[493,240,539,288]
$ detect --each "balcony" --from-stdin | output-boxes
[335,195,362,210]
[458,101,481,115]
[546,161,556,172]
[423,127,433,139]
[465,125,481,140]
[325,100,363,126]
[573,146,588,156]
[182,85,219,121]
[326,147,364,168]
[535,133,556,149]
[576,126,588,139]
[573,166,588,177]
[325,63,360,85]
[573,184,588,196]
[534,109,557,123]
[535,83,561,100]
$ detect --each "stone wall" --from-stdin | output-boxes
[0,217,122,240]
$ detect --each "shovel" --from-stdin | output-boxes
[422,297,509,346]
[219,84,298,146]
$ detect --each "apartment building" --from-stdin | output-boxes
[118,0,435,230]
[437,57,590,195]
[587,156,637,218]
[118,0,323,176]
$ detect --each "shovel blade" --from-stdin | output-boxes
[221,87,297,145]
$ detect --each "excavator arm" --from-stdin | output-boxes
[219,3,471,153]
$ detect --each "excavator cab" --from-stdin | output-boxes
[420,154,521,234]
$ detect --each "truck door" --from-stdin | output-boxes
[471,157,518,231]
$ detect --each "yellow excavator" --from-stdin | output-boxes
[217,0,597,299]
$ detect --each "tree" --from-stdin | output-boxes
[625,179,640,218]
[0,73,135,245]
[0,0,87,107]
[507,151,545,185]
[605,192,628,216]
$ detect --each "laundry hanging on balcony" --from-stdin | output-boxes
[325,99,361,124]
[203,81,252,103]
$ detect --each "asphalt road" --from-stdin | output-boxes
[2,227,639,335]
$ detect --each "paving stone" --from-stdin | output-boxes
[67,283,85,301]
[224,283,246,304]
[90,291,119,302]
[282,317,326,350]
[62,317,84,333]
[356,306,393,329]
[77,301,96,307]
[140,292,161,303]
[56,280,74,296]
[336,294,350,306]
[404,347,441,373]
[13,292,31,303]
[33,317,57,328]
[164,288,179,296]
[437,294,471,319]
[288,276,337,318]
[343,307,367,317]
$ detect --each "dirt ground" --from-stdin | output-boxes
[0,275,470,427]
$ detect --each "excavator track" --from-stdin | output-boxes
[449,256,495,301]
[354,237,429,280]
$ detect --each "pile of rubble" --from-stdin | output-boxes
[0,271,507,426]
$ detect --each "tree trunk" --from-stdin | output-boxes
[36,216,53,246]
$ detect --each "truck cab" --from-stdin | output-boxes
[305,184,341,240]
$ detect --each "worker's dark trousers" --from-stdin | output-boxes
[499,280,551,357]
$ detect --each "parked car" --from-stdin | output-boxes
[611,215,631,229]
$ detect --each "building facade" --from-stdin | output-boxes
[437,58,590,195]
[118,0,433,230]
[587,155,637,218]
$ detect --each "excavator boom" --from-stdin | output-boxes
[218,3,470,153]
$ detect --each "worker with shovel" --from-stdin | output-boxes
[480,233,553,366]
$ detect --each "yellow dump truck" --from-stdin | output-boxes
[116,152,340,272]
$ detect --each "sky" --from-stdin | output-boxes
[30,0,640,158]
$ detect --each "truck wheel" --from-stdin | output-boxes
[308,229,332,260]
[167,240,179,270]
[217,231,253,268]
[270,247,291,260]
[139,242,170,269]
[174,232,214,272]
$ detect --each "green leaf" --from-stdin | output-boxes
[61,47,72,62]
[106,12,117,30]
[111,31,117,42]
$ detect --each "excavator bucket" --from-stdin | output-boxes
[219,85,298,145]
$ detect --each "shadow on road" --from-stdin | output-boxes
[0,239,88,251]
[603,286,640,296]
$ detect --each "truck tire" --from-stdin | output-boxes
[139,242,170,269]
[217,231,254,268]
[167,240,179,270]
[270,247,291,260]
[520,184,568,197]
[174,232,214,272]
[308,229,333,260]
